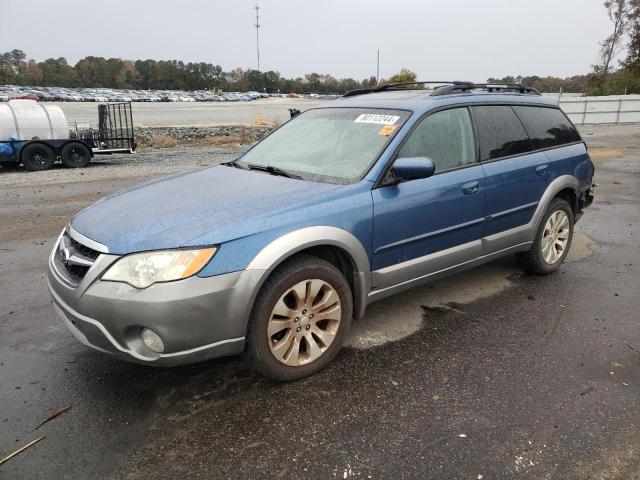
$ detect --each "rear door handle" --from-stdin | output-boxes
[462,181,480,195]
[536,164,549,176]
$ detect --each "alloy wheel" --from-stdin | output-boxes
[541,210,570,264]
[267,278,341,366]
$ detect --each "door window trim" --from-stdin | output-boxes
[374,105,480,189]
[469,104,586,166]
[374,101,587,189]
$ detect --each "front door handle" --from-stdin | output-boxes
[462,181,480,195]
[536,164,549,176]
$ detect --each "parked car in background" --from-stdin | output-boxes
[48,81,595,381]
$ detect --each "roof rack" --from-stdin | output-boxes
[430,82,540,96]
[343,81,456,97]
[343,81,540,97]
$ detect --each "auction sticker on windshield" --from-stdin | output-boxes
[354,114,400,125]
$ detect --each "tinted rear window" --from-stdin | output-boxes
[472,106,532,161]
[513,106,581,149]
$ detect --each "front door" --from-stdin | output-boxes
[371,107,486,290]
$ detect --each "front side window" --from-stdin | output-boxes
[397,107,476,172]
[236,108,410,183]
[472,105,532,161]
[513,106,582,150]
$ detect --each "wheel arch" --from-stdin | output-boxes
[246,227,371,320]
[528,175,579,242]
[553,187,579,214]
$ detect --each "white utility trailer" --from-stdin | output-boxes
[0,100,135,171]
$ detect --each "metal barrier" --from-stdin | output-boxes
[559,95,640,125]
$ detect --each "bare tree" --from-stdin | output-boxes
[594,0,630,91]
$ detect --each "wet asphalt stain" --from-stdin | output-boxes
[112,265,640,480]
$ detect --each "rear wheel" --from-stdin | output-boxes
[60,142,91,168]
[21,143,55,171]
[246,254,353,382]
[518,198,574,274]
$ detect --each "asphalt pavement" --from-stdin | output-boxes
[0,125,639,479]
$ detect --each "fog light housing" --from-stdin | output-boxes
[141,328,164,353]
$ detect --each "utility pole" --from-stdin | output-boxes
[376,49,380,85]
[255,1,261,71]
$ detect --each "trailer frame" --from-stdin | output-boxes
[0,102,136,171]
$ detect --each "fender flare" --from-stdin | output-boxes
[246,226,371,319]
[528,174,579,241]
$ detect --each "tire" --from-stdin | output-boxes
[246,254,353,382]
[518,198,574,274]
[20,143,55,171]
[60,142,91,168]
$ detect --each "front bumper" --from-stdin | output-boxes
[48,235,264,366]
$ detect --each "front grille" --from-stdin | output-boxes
[53,232,101,285]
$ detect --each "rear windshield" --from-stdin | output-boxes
[512,106,582,150]
[237,108,411,183]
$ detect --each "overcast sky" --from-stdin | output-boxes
[2,0,615,81]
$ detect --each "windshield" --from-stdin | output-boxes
[236,108,410,183]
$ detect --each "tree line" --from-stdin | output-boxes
[0,51,377,94]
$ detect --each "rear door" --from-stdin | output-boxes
[472,105,550,253]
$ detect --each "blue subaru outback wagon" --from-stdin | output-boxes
[48,81,595,381]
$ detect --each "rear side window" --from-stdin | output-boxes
[513,106,581,149]
[472,106,532,161]
[397,107,476,172]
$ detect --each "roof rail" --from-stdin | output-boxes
[343,81,458,97]
[343,81,540,97]
[430,82,540,96]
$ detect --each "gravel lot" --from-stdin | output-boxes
[0,144,245,187]
[0,123,638,479]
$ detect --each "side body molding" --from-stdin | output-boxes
[247,226,371,319]
[369,174,581,303]
[482,174,580,253]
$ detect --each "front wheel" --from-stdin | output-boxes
[518,198,574,274]
[246,254,353,382]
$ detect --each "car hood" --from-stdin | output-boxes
[70,165,341,254]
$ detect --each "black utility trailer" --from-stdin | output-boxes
[0,102,136,172]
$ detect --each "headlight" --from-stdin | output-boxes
[102,247,217,289]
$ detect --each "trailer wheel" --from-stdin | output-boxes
[21,143,55,171]
[61,142,91,168]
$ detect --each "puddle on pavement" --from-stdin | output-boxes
[346,260,514,349]
[566,232,593,263]
[346,232,595,349]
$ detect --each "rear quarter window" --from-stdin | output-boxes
[471,106,532,161]
[512,106,582,150]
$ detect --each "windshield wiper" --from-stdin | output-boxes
[221,160,248,169]
[246,164,302,179]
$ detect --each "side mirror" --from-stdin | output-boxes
[391,157,435,181]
